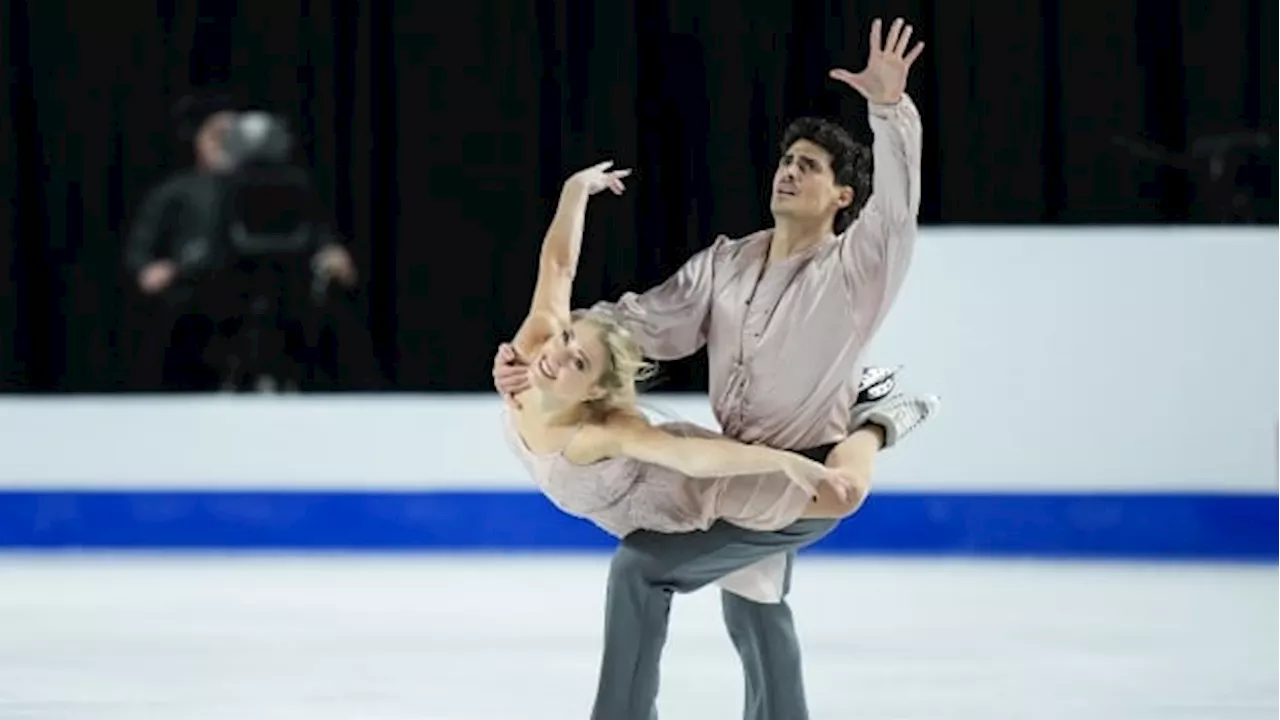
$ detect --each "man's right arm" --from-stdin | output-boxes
[492,237,722,401]
[123,181,176,276]
[588,237,722,361]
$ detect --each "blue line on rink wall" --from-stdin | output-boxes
[0,490,1275,560]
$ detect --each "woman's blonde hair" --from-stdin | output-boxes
[571,309,657,416]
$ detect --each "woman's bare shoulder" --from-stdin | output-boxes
[563,408,653,464]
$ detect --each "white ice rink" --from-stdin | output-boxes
[0,556,1275,720]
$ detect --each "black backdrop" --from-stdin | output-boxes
[2,0,1275,393]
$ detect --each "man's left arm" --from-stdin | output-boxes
[839,94,922,289]
[829,17,925,322]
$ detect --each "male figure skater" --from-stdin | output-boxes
[495,17,928,719]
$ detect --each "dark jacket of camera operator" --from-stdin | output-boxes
[125,102,237,298]
[125,100,358,297]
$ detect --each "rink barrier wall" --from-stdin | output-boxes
[0,393,1273,560]
[0,227,1275,559]
[0,488,1274,560]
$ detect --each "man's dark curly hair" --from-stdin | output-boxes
[780,117,872,234]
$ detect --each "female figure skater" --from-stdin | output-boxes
[502,160,872,537]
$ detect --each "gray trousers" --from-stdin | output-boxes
[589,517,840,720]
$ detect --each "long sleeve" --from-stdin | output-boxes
[124,180,178,275]
[589,237,723,361]
[838,94,922,331]
[866,93,922,229]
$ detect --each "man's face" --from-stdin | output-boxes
[769,139,853,227]
[194,111,236,171]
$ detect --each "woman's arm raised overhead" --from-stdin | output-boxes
[510,161,630,357]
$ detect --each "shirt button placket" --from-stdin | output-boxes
[738,303,761,425]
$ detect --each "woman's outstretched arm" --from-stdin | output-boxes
[577,413,833,498]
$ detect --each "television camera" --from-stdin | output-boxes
[213,110,332,391]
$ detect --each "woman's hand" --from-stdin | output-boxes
[776,454,836,499]
[566,160,632,196]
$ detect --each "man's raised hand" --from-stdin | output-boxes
[829,17,925,106]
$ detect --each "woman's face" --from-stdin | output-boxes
[529,319,609,404]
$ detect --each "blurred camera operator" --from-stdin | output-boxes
[125,94,359,391]
[126,95,234,299]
